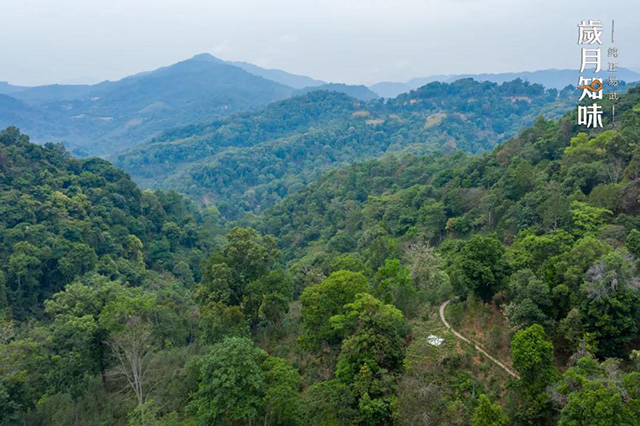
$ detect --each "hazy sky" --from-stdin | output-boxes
[2,0,638,86]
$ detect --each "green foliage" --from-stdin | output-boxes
[302,379,357,425]
[579,250,640,358]
[331,293,409,424]
[331,293,409,383]
[0,128,217,319]
[188,337,302,426]
[511,324,558,424]
[119,79,574,218]
[512,324,557,388]
[372,259,417,315]
[626,228,640,257]
[471,394,509,426]
[262,356,302,425]
[569,201,611,236]
[188,337,267,425]
[198,227,280,306]
[300,270,369,349]
[451,235,510,302]
[556,357,640,426]
[503,269,550,330]
[5,84,640,425]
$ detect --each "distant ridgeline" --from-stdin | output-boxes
[258,85,640,265]
[117,78,588,219]
[0,54,379,157]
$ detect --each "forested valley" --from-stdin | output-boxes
[2,84,640,426]
[116,79,584,219]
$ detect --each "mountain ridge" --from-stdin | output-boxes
[370,67,640,98]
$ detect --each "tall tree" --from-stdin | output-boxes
[451,235,509,302]
[188,337,266,425]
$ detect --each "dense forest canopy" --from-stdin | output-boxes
[116,79,583,219]
[0,127,226,319]
[1,83,640,425]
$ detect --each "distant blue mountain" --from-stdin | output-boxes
[0,81,28,95]
[0,54,381,155]
[227,60,325,89]
[0,54,296,155]
[370,68,640,98]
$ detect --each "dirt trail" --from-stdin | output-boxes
[438,300,520,379]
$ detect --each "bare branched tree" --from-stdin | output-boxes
[107,316,160,425]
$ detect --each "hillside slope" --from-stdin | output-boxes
[117,78,577,218]
[0,127,220,318]
[370,67,640,97]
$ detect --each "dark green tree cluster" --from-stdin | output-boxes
[0,127,221,320]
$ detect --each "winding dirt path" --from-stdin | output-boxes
[439,300,520,379]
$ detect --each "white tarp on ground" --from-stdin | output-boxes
[427,334,445,346]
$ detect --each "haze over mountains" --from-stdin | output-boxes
[2,51,637,161]
[370,67,640,98]
[2,52,638,159]
[0,54,378,156]
[115,78,581,218]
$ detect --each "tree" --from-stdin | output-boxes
[556,357,640,426]
[512,324,557,390]
[199,227,280,306]
[372,259,417,315]
[569,201,611,236]
[404,241,451,305]
[579,250,640,358]
[540,190,571,231]
[452,235,509,302]
[560,385,630,426]
[302,379,357,425]
[511,324,558,424]
[188,337,266,425]
[245,269,294,331]
[107,317,159,425]
[45,275,125,389]
[7,243,42,316]
[97,284,160,423]
[300,270,369,349]
[332,293,409,383]
[503,269,550,330]
[48,314,98,426]
[199,301,247,344]
[626,228,640,257]
[471,394,509,426]
[262,356,302,426]
[58,243,98,283]
[330,293,410,425]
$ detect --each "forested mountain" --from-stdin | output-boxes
[4,85,640,425]
[0,54,296,156]
[118,78,576,218]
[4,84,640,425]
[0,82,28,95]
[0,127,223,318]
[0,54,382,157]
[299,83,379,101]
[249,84,640,424]
[370,67,640,98]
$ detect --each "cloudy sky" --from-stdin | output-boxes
[2,0,638,86]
